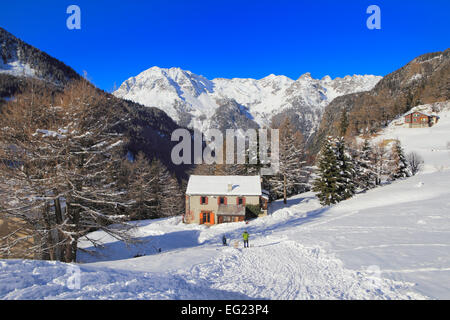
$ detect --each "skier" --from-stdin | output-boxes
[222,234,227,246]
[242,230,249,248]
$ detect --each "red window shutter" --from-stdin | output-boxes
[205,197,208,205]
[242,197,246,206]
[224,197,227,205]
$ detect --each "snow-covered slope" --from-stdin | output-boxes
[1,102,449,300]
[0,32,36,77]
[371,101,450,172]
[0,27,81,85]
[0,57,35,77]
[114,67,381,137]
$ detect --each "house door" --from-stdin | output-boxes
[200,211,215,225]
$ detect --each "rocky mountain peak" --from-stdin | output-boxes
[114,66,382,140]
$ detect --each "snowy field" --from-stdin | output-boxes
[1,103,449,300]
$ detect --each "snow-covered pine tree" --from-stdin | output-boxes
[312,136,340,206]
[334,137,356,201]
[353,139,377,191]
[389,141,411,180]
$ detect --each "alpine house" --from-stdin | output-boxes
[184,175,268,225]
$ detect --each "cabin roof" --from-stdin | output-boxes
[404,111,439,118]
[186,175,262,196]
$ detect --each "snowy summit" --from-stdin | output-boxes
[114,67,382,137]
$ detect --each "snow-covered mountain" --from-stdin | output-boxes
[114,67,382,138]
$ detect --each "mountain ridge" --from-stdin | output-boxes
[114,66,382,139]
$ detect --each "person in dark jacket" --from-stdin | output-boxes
[222,235,227,246]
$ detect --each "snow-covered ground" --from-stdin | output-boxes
[0,58,35,78]
[1,102,449,300]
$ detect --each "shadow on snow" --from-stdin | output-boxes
[78,195,329,263]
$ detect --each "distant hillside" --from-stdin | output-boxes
[0,27,81,85]
[0,27,191,179]
[312,48,450,153]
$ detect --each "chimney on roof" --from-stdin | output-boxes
[228,184,233,192]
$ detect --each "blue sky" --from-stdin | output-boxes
[1,0,449,91]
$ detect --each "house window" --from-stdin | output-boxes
[237,197,245,206]
[218,196,226,205]
[200,196,208,205]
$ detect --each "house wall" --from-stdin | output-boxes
[185,195,260,225]
[405,113,432,128]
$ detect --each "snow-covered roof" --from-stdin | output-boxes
[186,175,261,196]
[404,111,438,118]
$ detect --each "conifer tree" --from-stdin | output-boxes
[334,137,356,201]
[339,108,349,137]
[354,139,377,191]
[312,137,340,205]
[389,141,411,180]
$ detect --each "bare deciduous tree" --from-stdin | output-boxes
[0,80,136,262]
[407,152,424,176]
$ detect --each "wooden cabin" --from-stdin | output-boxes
[184,175,267,225]
[404,111,440,128]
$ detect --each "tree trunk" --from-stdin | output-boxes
[43,202,55,261]
[283,174,287,204]
[53,197,64,261]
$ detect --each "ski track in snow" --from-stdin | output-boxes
[187,238,425,300]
